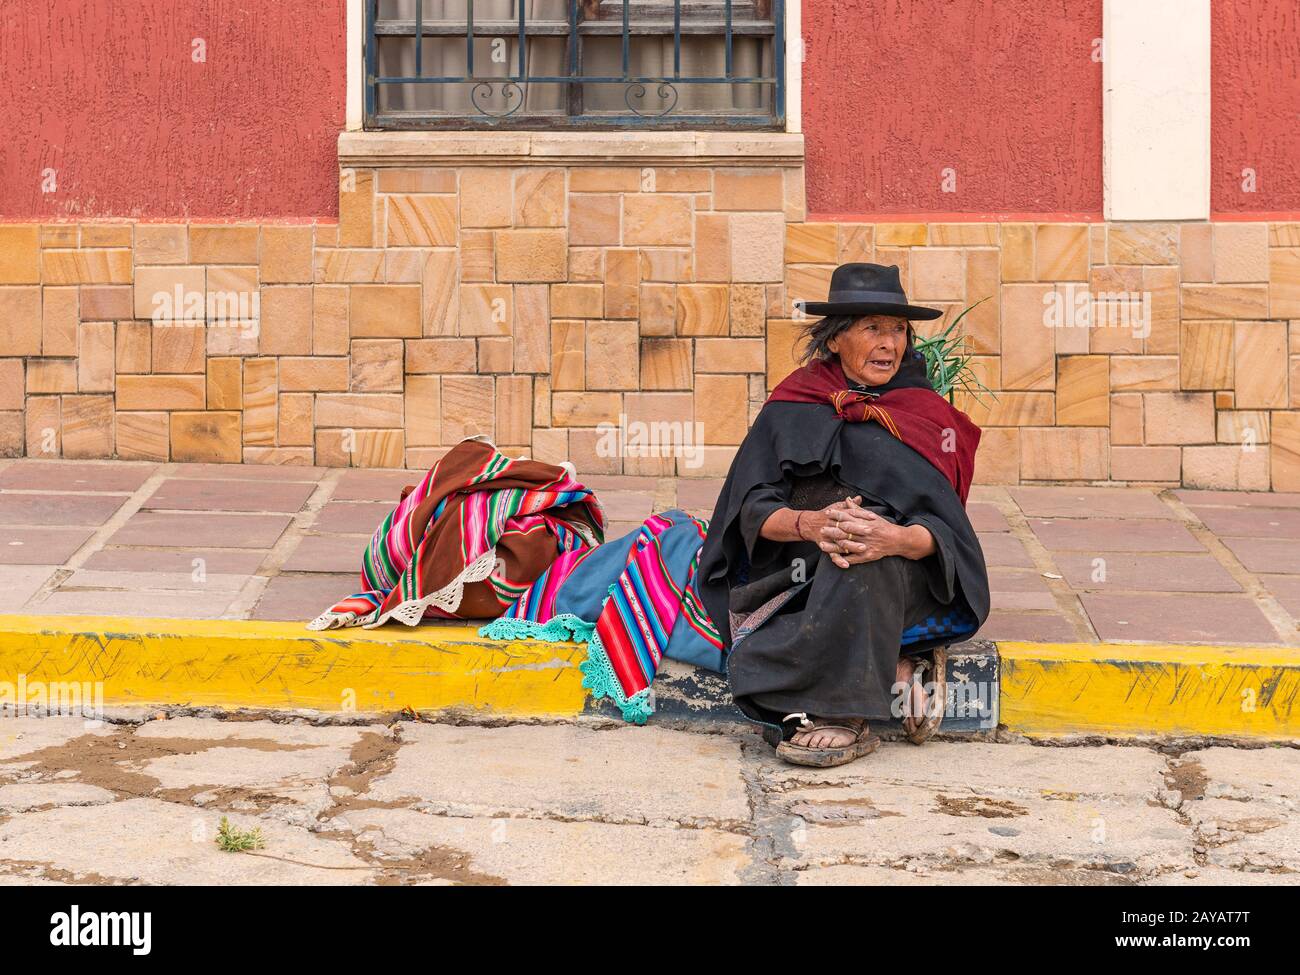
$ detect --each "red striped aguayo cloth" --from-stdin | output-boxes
[479,509,725,724]
[307,437,605,630]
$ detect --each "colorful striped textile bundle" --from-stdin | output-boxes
[479,509,726,724]
[307,436,605,631]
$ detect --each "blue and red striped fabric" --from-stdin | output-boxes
[482,509,725,723]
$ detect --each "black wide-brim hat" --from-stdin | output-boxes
[799,262,943,320]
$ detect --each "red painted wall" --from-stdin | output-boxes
[0,0,346,221]
[1212,0,1300,215]
[801,0,1104,220]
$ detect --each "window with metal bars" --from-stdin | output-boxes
[366,1,785,129]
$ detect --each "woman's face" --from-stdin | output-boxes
[827,314,910,386]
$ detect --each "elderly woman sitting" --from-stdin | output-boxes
[697,263,990,768]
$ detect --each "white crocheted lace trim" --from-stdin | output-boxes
[305,546,498,631]
[365,546,499,628]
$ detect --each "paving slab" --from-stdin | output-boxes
[253,573,361,621]
[1010,486,1178,520]
[761,740,1169,801]
[131,718,378,827]
[674,478,724,514]
[967,486,1008,504]
[1259,575,1300,618]
[0,718,117,767]
[1053,552,1241,593]
[1185,745,1300,804]
[988,567,1057,610]
[282,535,368,573]
[1174,489,1300,509]
[0,461,156,493]
[0,782,116,813]
[1220,537,1300,574]
[61,569,250,593]
[110,511,292,548]
[142,477,317,513]
[0,493,128,527]
[331,470,419,501]
[30,589,243,620]
[988,567,1054,592]
[1029,517,1204,552]
[365,723,751,827]
[776,779,1192,875]
[990,589,1058,612]
[980,610,1078,642]
[968,502,1010,532]
[310,502,392,533]
[977,532,1035,568]
[1191,506,1300,539]
[0,798,376,885]
[593,491,655,523]
[336,806,749,885]
[0,528,94,565]
[83,547,267,575]
[166,464,324,481]
[1079,593,1281,643]
[581,475,660,493]
[133,716,375,747]
[0,566,59,613]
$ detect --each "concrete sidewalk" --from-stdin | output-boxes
[0,459,1297,740]
[1,714,1296,885]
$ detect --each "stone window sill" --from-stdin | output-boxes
[337,130,805,168]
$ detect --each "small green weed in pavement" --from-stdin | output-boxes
[216,816,265,853]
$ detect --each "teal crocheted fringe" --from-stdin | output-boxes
[478,614,654,725]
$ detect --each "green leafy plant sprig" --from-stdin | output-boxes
[913,297,998,405]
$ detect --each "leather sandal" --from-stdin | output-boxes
[903,646,948,745]
[775,713,881,768]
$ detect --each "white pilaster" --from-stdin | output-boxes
[1103,0,1211,220]
[346,0,364,131]
[784,0,802,133]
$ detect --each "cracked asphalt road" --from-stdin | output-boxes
[0,714,1296,885]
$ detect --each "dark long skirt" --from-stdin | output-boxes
[725,472,954,727]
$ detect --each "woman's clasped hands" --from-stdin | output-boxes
[812,496,889,568]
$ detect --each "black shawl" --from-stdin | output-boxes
[697,400,990,653]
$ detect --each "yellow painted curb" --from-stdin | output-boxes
[1,615,1296,740]
[998,641,1300,740]
[0,615,589,717]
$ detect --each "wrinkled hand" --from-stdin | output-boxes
[818,497,902,568]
